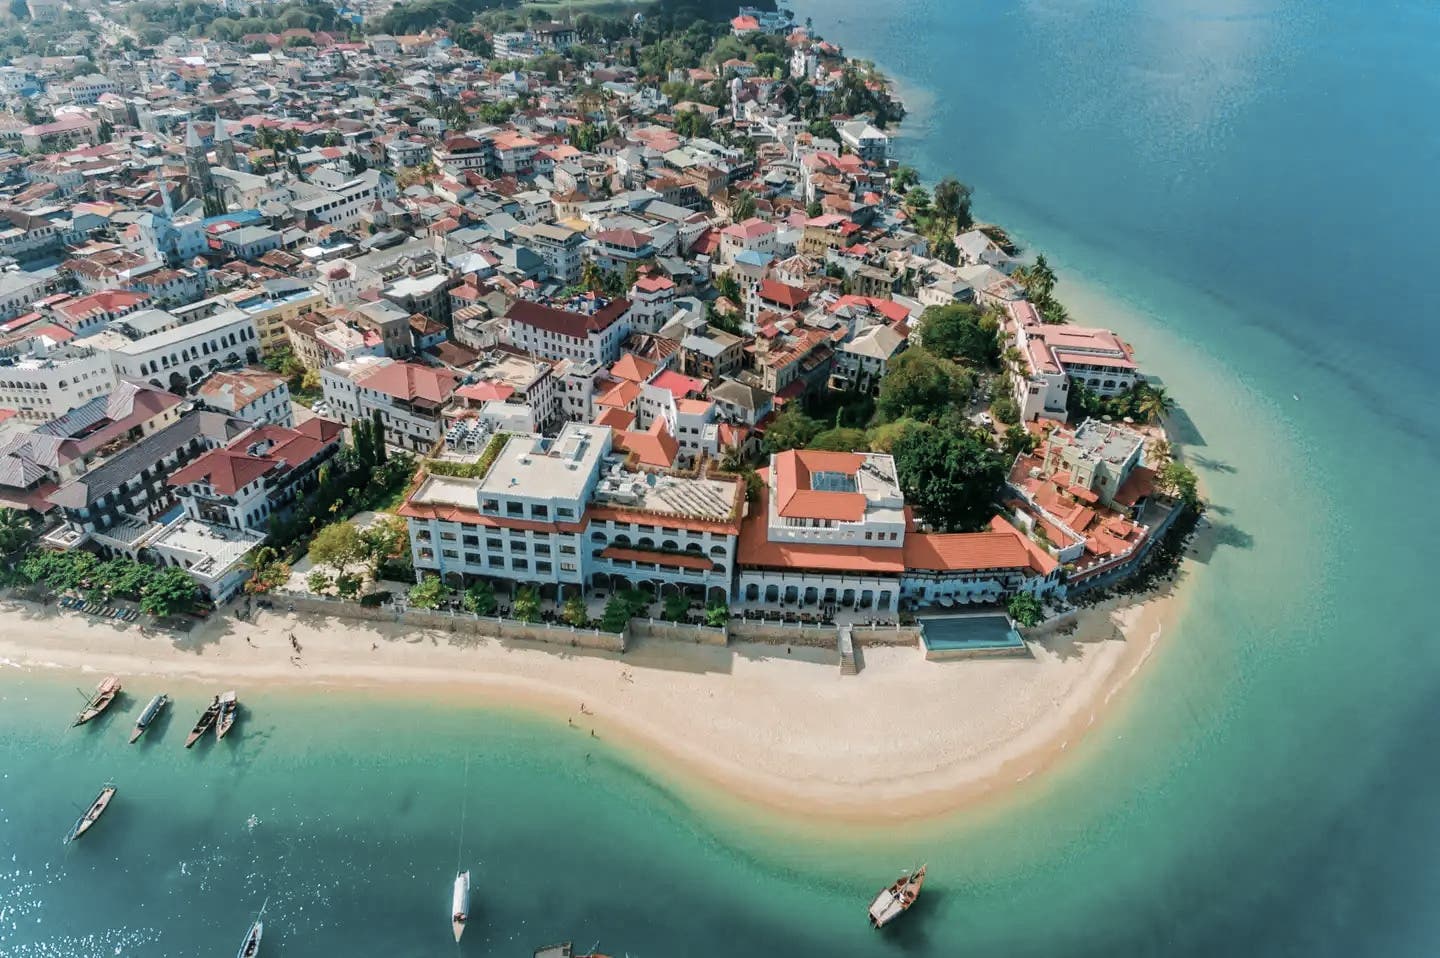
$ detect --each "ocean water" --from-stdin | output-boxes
[5,1,1440,954]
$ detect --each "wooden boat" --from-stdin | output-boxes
[868,865,926,929]
[129,692,168,744]
[73,675,121,726]
[186,695,221,748]
[534,944,612,958]
[452,869,470,942]
[235,898,266,958]
[65,784,116,844]
[214,690,238,740]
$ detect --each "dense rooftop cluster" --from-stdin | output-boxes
[0,5,1191,621]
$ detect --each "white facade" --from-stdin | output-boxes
[0,340,117,422]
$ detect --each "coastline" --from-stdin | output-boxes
[0,522,1200,826]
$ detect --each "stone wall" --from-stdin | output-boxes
[728,620,837,647]
[630,618,728,646]
[274,592,627,652]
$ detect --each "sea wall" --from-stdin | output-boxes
[274,592,627,652]
[630,618,729,646]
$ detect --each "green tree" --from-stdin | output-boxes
[600,595,631,633]
[309,521,363,575]
[0,507,35,553]
[807,427,869,452]
[581,260,605,293]
[370,408,387,462]
[408,574,446,610]
[334,572,363,600]
[867,417,928,453]
[806,199,823,218]
[991,394,1021,426]
[704,601,729,628]
[140,567,199,617]
[359,514,407,574]
[731,190,756,221]
[932,177,974,230]
[1157,461,1201,507]
[1002,425,1038,459]
[1007,592,1044,627]
[1136,384,1175,425]
[306,569,333,594]
[891,165,918,193]
[513,585,540,623]
[243,546,291,594]
[891,427,1006,531]
[716,273,742,305]
[762,406,822,453]
[903,185,931,218]
[462,579,497,616]
[876,350,974,423]
[915,303,998,367]
[662,592,691,622]
[561,592,589,627]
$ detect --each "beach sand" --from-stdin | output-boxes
[0,542,1197,824]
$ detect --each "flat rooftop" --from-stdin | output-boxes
[1070,419,1145,464]
[475,424,609,501]
[148,518,262,578]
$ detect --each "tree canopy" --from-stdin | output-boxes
[876,350,974,423]
[891,427,1006,532]
[309,521,364,574]
[914,303,998,368]
[762,406,823,453]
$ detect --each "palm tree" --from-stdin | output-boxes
[1136,384,1175,425]
[0,508,33,554]
[580,260,605,293]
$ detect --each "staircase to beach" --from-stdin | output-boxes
[838,625,859,676]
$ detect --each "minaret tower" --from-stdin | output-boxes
[184,120,213,200]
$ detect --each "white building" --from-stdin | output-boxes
[400,422,741,604]
[83,308,262,394]
[0,336,118,422]
[515,222,586,284]
[505,296,632,367]
[194,369,294,427]
[1006,300,1141,422]
[321,355,458,453]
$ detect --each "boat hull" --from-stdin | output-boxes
[215,691,238,740]
[452,870,470,942]
[73,676,121,726]
[236,920,262,958]
[130,693,167,744]
[65,785,116,844]
[868,866,926,929]
[187,697,221,748]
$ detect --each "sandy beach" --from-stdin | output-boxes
[0,549,1195,824]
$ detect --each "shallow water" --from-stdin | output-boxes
[4,0,1439,954]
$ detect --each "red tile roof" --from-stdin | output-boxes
[167,419,341,496]
[357,361,458,404]
[507,298,631,337]
[772,449,867,522]
[758,280,809,309]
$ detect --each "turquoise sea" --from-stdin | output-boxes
[6,0,1440,954]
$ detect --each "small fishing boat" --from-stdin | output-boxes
[129,692,168,744]
[186,695,221,748]
[534,944,612,958]
[214,690,238,740]
[452,869,470,942]
[73,676,121,726]
[868,865,926,929]
[235,898,266,958]
[65,784,116,843]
